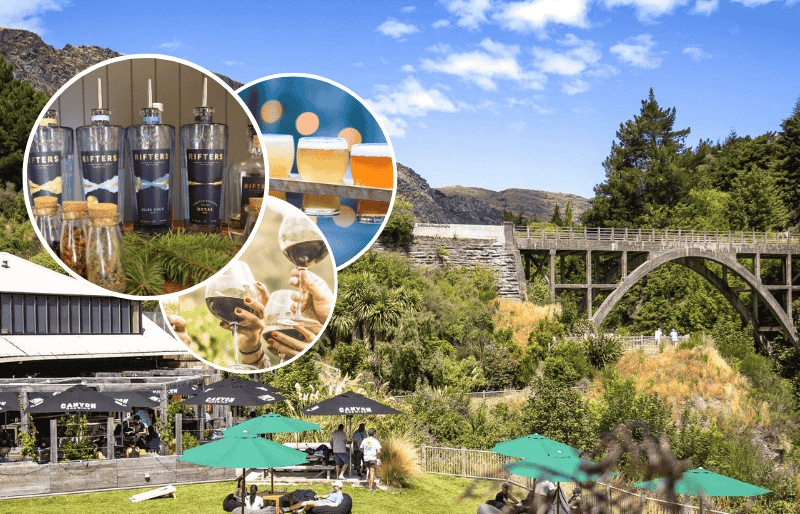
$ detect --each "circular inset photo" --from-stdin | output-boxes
[23,54,267,298]
[161,196,336,372]
[237,74,397,270]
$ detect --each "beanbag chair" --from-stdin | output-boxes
[306,493,352,514]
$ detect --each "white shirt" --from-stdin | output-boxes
[535,480,556,496]
[331,429,347,453]
[360,436,382,461]
[244,494,264,510]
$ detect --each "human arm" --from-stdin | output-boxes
[265,325,316,361]
[217,282,269,368]
[289,268,333,328]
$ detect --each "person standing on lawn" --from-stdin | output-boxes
[331,423,350,480]
[351,423,368,478]
[360,428,382,492]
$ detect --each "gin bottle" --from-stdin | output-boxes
[225,125,265,231]
[28,109,74,205]
[180,77,228,234]
[127,80,176,234]
[76,78,126,220]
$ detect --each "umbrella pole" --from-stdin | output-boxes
[242,469,246,514]
[557,483,560,514]
[271,468,274,494]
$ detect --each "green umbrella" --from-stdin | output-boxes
[223,413,321,493]
[634,468,771,514]
[634,467,771,496]
[492,434,581,460]
[504,449,611,483]
[178,430,308,509]
[224,413,321,436]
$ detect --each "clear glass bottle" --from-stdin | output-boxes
[60,201,88,278]
[127,85,176,235]
[76,78,126,221]
[86,203,126,293]
[180,77,228,234]
[28,109,74,205]
[32,196,61,257]
[226,125,265,231]
[228,196,263,246]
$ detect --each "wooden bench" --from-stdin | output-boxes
[263,442,336,480]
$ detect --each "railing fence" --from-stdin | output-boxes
[420,445,729,514]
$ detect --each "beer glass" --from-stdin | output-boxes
[349,143,393,223]
[296,137,349,217]
[263,134,295,201]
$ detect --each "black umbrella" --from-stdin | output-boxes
[150,383,201,397]
[177,382,287,407]
[203,376,284,393]
[300,392,402,477]
[0,392,20,413]
[26,385,129,413]
[106,390,161,409]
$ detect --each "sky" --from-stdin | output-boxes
[2,0,799,199]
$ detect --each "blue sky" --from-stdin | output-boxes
[2,0,799,199]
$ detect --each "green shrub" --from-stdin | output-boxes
[331,339,369,378]
[375,435,420,487]
[382,195,415,246]
[182,431,199,451]
[542,340,593,387]
[582,333,623,369]
[522,377,597,451]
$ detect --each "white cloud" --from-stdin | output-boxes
[602,0,690,21]
[692,0,718,14]
[562,78,590,95]
[509,121,528,132]
[377,19,420,40]
[531,34,601,75]
[0,0,67,33]
[610,34,663,69]
[427,42,451,53]
[401,5,417,12]
[730,0,780,5]
[494,0,590,33]
[223,60,243,66]
[682,46,711,60]
[401,64,416,72]
[420,38,546,91]
[585,63,620,78]
[441,0,493,29]
[507,97,552,114]
[367,77,462,137]
[158,38,182,50]
[432,19,451,27]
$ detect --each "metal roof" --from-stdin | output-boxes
[0,251,115,296]
[0,315,190,362]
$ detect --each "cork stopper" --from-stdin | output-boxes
[248,197,263,211]
[62,201,88,213]
[34,196,58,209]
[88,203,118,219]
[86,195,99,206]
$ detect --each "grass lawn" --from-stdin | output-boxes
[3,474,504,514]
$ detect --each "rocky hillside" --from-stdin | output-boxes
[397,162,590,225]
[0,28,242,96]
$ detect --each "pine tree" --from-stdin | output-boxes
[563,200,573,227]
[0,56,48,189]
[583,88,691,228]
[550,204,563,226]
[773,97,800,224]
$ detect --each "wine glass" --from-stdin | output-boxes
[204,261,261,370]
[262,290,308,364]
[276,211,329,327]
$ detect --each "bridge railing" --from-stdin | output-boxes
[515,226,800,246]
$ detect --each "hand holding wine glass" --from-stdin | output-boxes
[205,262,266,370]
[217,282,269,367]
[277,211,329,327]
[288,268,333,329]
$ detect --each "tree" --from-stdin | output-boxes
[382,195,415,245]
[563,200,574,227]
[774,98,800,224]
[727,164,789,231]
[550,204,563,226]
[583,89,691,228]
[0,56,49,188]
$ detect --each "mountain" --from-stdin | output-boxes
[0,28,242,96]
[397,162,590,225]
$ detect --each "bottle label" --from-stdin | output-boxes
[240,174,265,220]
[80,150,120,205]
[133,149,171,226]
[186,149,224,226]
[28,150,63,202]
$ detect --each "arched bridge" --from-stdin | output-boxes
[514,225,799,350]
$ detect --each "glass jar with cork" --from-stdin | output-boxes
[32,196,62,257]
[86,203,126,293]
[60,201,88,277]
